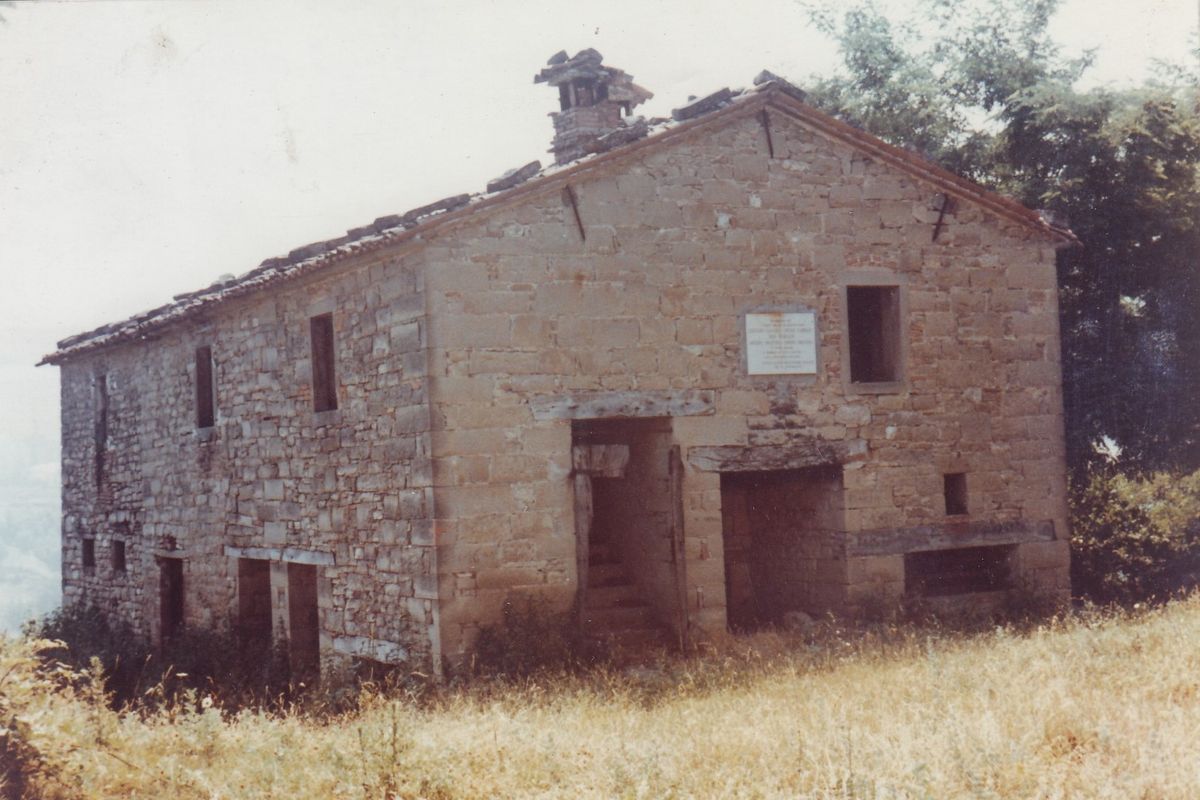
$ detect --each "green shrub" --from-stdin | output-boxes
[26,605,296,711]
[1070,467,1200,604]
[25,604,153,708]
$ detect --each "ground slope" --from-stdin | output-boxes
[5,598,1200,798]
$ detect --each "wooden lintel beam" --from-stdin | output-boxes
[687,440,863,473]
[530,389,716,421]
[847,519,1057,557]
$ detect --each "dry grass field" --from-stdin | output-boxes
[5,598,1200,799]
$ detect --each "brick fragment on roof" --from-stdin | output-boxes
[370,214,406,233]
[486,160,542,194]
[288,240,331,263]
[401,193,471,225]
[594,118,650,152]
[753,70,807,103]
[672,88,734,121]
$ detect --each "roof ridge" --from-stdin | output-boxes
[40,76,1075,366]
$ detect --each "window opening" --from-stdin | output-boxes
[159,557,184,642]
[94,373,108,486]
[195,345,215,428]
[111,539,126,573]
[310,314,337,412]
[82,537,95,570]
[847,286,901,383]
[944,473,968,516]
[904,545,1012,597]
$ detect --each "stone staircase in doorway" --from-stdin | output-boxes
[581,542,671,655]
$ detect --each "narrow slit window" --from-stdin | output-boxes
[159,557,184,642]
[846,286,901,383]
[195,345,215,428]
[111,539,126,573]
[82,537,95,570]
[94,373,108,486]
[310,314,337,412]
[944,472,968,516]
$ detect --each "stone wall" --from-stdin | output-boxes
[60,362,147,627]
[422,107,1070,661]
[59,249,440,668]
[58,97,1072,671]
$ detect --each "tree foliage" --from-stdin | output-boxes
[805,0,1200,473]
[1069,467,1200,603]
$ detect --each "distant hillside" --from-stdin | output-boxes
[0,348,62,632]
[0,489,60,632]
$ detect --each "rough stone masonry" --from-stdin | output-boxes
[43,51,1075,675]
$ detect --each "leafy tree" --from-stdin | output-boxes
[804,0,1200,474]
[1069,466,1200,603]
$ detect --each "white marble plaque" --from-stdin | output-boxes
[745,311,817,375]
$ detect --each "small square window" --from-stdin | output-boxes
[112,540,127,573]
[82,537,95,570]
[944,473,968,516]
[846,285,901,383]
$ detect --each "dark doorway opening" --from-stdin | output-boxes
[847,285,901,383]
[158,557,184,643]
[288,562,320,680]
[720,466,844,630]
[570,417,682,648]
[238,558,273,655]
[905,545,1014,597]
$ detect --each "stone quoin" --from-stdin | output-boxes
[41,50,1076,676]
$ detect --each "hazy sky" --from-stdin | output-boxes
[0,0,1196,490]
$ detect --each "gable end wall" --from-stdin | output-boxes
[423,110,1070,661]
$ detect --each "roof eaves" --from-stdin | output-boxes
[41,79,1077,366]
[40,95,767,366]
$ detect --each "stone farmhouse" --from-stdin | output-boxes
[42,50,1075,676]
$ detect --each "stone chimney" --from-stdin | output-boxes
[535,49,653,165]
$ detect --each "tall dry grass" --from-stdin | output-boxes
[5,598,1200,798]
